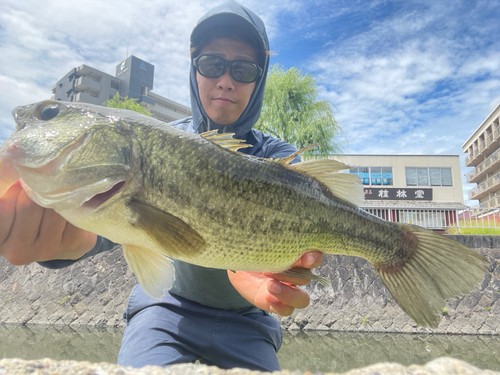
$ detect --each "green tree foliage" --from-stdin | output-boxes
[104,93,153,117]
[255,64,345,156]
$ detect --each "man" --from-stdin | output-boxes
[0,1,322,371]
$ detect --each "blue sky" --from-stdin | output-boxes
[1,0,499,204]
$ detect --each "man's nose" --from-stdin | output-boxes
[216,68,235,91]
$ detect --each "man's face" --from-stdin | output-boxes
[196,38,257,125]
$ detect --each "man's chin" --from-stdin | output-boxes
[207,113,238,127]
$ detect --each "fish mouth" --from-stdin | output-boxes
[20,176,129,211]
[82,181,126,209]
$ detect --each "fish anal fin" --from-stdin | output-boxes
[290,159,364,206]
[374,224,488,328]
[127,200,206,258]
[200,130,252,152]
[122,244,175,299]
[281,266,330,287]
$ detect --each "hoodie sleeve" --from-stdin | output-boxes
[37,236,118,269]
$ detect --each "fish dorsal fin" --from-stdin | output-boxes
[122,244,175,299]
[290,159,365,206]
[274,144,318,165]
[127,200,206,258]
[201,130,252,152]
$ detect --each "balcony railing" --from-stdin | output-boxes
[468,169,500,200]
[466,148,500,183]
[75,76,100,93]
[465,126,500,166]
[478,139,486,154]
[74,92,100,105]
[475,195,500,210]
[484,132,494,149]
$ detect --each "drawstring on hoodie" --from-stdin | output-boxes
[205,118,229,134]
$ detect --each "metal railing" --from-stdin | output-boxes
[466,148,500,182]
[475,196,500,210]
[465,126,500,166]
[363,207,500,233]
[468,169,500,200]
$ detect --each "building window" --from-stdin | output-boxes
[406,167,452,186]
[371,167,382,185]
[349,167,393,186]
[111,80,119,90]
[417,168,428,186]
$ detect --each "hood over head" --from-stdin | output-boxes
[189,0,270,138]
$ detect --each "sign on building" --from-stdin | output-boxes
[364,188,432,200]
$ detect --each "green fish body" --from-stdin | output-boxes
[0,100,488,328]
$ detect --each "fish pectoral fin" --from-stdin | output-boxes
[289,160,365,206]
[122,244,175,299]
[281,267,330,287]
[127,200,206,258]
[200,130,252,152]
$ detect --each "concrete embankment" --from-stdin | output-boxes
[0,236,498,334]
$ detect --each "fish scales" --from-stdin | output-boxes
[134,119,402,269]
[0,100,488,328]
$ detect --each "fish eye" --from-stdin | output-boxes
[38,104,60,121]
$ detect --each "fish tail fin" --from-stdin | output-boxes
[122,244,175,299]
[374,224,488,328]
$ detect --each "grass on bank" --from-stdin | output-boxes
[445,218,500,235]
[445,227,500,234]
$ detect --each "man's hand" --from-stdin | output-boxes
[0,181,97,265]
[227,251,324,316]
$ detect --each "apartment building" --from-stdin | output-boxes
[333,154,465,229]
[462,102,500,209]
[51,55,191,123]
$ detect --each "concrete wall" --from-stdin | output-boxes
[0,237,498,334]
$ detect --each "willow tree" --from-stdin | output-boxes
[104,93,153,117]
[255,64,344,156]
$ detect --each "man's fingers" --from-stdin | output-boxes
[35,208,68,261]
[267,280,310,311]
[0,182,23,243]
[59,222,97,261]
[38,208,66,241]
[9,189,44,245]
[295,251,324,269]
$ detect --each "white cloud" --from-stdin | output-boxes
[303,1,500,205]
[0,0,302,141]
[308,1,499,161]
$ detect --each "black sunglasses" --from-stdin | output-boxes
[193,54,263,83]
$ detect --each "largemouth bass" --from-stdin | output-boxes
[0,100,487,328]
